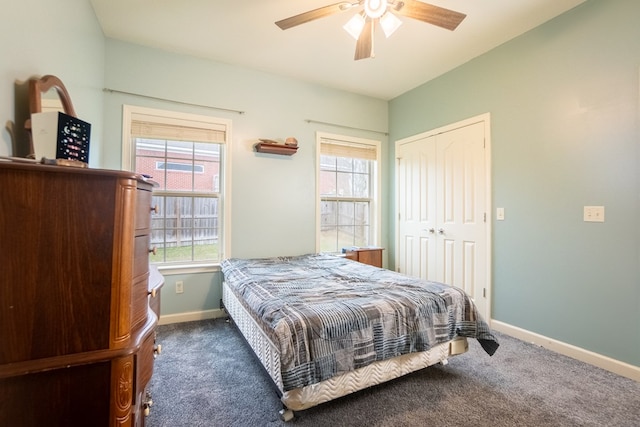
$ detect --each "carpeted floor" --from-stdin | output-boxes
[146,318,640,426]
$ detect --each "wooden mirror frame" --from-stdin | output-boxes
[28,74,77,118]
[18,75,77,158]
[5,75,78,159]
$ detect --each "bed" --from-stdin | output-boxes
[221,253,499,420]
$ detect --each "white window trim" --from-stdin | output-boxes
[315,131,381,253]
[122,104,232,275]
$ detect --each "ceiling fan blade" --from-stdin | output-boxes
[354,18,374,61]
[394,0,466,31]
[276,2,355,30]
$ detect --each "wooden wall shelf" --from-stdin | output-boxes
[254,142,298,156]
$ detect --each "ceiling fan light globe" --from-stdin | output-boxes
[364,0,387,19]
[380,12,402,37]
[344,13,365,40]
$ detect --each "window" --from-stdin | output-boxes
[317,133,381,253]
[123,105,231,270]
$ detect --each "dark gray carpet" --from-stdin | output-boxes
[147,318,640,426]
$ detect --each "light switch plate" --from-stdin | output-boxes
[583,206,605,222]
[496,207,505,221]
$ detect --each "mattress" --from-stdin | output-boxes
[221,253,499,410]
[223,280,468,411]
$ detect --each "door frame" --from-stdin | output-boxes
[394,113,492,321]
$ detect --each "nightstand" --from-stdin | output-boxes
[344,247,384,268]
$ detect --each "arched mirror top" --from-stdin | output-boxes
[28,74,77,118]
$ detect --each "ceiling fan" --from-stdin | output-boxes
[275,0,467,61]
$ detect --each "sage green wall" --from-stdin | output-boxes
[0,1,105,163]
[4,0,636,368]
[102,39,389,319]
[389,0,639,366]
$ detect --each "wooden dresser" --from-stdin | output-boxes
[0,162,163,426]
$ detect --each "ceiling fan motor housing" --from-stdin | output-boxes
[364,0,388,18]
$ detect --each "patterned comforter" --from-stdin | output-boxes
[221,253,499,391]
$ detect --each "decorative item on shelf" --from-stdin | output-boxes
[254,137,299,156]
[284,137,298,147]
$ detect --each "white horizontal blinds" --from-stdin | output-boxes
[131,112,226,143]
[320,138,376,160]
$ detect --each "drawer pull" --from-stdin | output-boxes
[143,390,153,416]
[149,247,157,255]
[149,288,157,298]
[150,204,159,214]
[154,343,162,357]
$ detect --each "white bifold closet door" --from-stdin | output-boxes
[397,121,487,318]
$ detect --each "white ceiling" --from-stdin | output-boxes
[90,0,586,100]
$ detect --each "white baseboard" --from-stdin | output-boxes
[491,320,640,382]
[158,308,226,325]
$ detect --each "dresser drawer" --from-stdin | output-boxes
[136,330,156,392]
[131,274,150,330]
[134,235,151,279]
[135,189,153,233]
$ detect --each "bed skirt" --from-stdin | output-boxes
[222,281,469,411]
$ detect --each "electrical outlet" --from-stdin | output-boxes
[175,280,184,294]
[583,206,605,223]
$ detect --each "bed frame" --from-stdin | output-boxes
[222,281,469,421]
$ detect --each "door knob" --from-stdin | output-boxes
[438,228,445,234]
[423,228,435,233]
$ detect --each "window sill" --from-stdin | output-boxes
[155,262,220,276]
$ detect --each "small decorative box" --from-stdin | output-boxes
[30,111,91,163]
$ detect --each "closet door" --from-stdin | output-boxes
[397,135,436,280]
[435,122,486,301]
[396,120,487,316]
